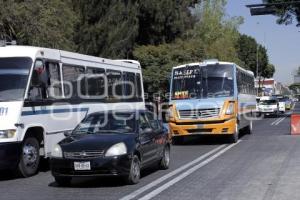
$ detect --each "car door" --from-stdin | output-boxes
[138,112,156,166]
[145,112,165,159]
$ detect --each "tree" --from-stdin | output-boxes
[0,0,77,51]
[137,0,199,45]
[73,0,139,58]
[133,38,205,96]
[262,64,275,79]
[73,0,200,58]
[134,0,245,97]
[263,0,300,26]
[237,34,271,77]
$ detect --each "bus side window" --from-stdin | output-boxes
[62,65,85,99]
[46,62,62,99]
[28,59,48,100]
[136,73,142,101]
[85,67,106,98]
[123,72,136,101]
[107,69,123,101]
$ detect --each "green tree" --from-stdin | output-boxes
[73,0,139,58]
[261,63,275,78]
[137,0,199,45]
[237,34,272,77]
[73,0,200,58]
[263,0,300,26]
[0,0,77,51]
[134,0,244,96]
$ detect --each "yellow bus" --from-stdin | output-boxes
[168,60,256,144]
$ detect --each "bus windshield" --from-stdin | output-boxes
[171,64,234,100]
[0,57,32,101]
[260,100,277,105]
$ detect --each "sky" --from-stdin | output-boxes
[226,0,300,85]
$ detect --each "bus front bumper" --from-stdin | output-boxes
[0,142,22,170]
[169,118,237,137]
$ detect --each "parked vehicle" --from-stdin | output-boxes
[0,44,145,177]
[50,110,170,186]
[258,96,279,117]
[168,60,256,144]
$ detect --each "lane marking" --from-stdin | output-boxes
[138,140,241,200]
[120,144,227,200]
[271,118,283,126]
[274,117,286,126]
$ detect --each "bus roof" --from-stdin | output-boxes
[173,61,254,77]
[0,45,140,69]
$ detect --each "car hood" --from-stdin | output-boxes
[60,133,136,152]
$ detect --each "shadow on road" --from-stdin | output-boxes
[48,164,162,188]
[0,158,50,181]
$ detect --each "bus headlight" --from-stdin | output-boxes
[225,102,235,115]
[168,107,174,119]
[0,130,16,139]
[105,142,127,157]
[51,144,63,158]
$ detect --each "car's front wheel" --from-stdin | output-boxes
[125,155,140,185]
[159,146,170,170]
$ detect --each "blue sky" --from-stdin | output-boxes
[226,0,300,85]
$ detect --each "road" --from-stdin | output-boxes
[1,105,300,200]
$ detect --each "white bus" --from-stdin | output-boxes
[0,45,145,177]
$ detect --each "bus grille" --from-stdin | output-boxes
[64,150,104,159]
[178,108,220,119]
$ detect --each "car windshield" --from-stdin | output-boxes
[73,112,136,135]
[260,100,277,105]
[171,64,234,99]
[0,57,32,101]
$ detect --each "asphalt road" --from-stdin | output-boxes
[1,105,299,200]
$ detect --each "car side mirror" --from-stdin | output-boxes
[63,130,72,137]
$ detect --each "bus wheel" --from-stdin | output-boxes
[172,137,184,145]
[17,137,40,177]
[230,124,239,143]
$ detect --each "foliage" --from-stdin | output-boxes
[263,0,300,26]
[73,0,139,58]
[134,0,246,96]
[134,39,205,95]
[0,0,77,51]
[237,34,273,78]
[137,0,199,45]
[289,83,300,94]
[74,0,200,58]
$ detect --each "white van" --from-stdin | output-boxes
[258,96,279,117]
[0,44,145,177]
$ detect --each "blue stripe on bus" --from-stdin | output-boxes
[21,108,89,116]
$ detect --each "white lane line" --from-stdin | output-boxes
[120,144,227,200]
[138,140,241,200]
[271,118,283,126]
[274,117,286,126]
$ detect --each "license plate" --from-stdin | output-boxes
[74,162,91,171]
